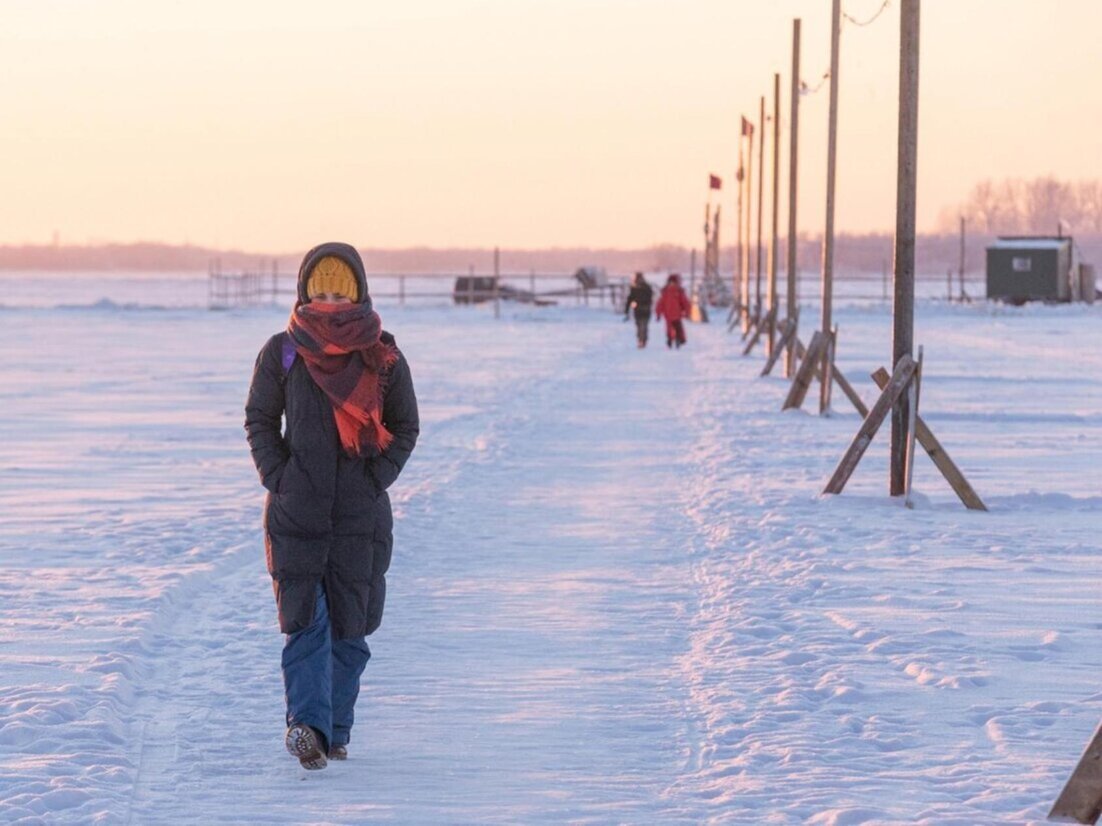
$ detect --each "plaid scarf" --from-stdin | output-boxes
[286,300,398,457]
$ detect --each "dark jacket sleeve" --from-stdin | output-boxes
[623,287,634,315]
[367,350,419,493]
[245,335,290,492]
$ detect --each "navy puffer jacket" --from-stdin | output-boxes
[245,243,419,638]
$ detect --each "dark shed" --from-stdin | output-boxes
[986,236,1072,303]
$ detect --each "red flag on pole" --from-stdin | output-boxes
[709,174,722,190]
[741,115,754,136]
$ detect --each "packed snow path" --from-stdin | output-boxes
[0,300,1099,823]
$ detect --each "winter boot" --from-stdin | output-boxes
[328,744,348,761]
[285,723,328,770]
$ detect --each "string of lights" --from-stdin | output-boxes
[843,0,891,28]
[799,72,831,97]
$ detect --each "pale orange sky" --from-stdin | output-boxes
[3,1,1100,251]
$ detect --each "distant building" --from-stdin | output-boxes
[986,236,1074,304]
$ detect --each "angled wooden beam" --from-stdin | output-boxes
[832,365,868,417]
[743,307,776,356]
[871,367,987,511]
[1049,720,1102,824]
[761,317,798,376]
[783,330,828,410]
[741,302,764,342]
[725,300,746,333]
[823,355,917,495]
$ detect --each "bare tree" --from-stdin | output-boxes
[955,176,1102,235]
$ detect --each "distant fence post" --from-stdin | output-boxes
[493,246,501,319]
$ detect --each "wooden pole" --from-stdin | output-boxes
[958,215,966,300]
[767,71,781,359]
[756,95,765,323]
[785,18,801,378]
[904,346,924,509]
[820,0,841,415]
[697,203,709,302]
[742,131,753,332]
[891,0,921,496]
[712,205,721,306]
[736,145,744,316]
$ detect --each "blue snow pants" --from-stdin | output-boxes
[282,584,371,750]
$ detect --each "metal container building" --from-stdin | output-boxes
[986,236,1072,303]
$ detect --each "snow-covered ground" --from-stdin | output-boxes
[0,275,1098,824]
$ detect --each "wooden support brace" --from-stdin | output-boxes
[832,365,869,418]
[871,367,987,511]
[741,305,763,342]
[1050,720,1102,824]
[740,315,756,341]
[743,306,776,356]
[742,319,764,355]
[726,302,746,333]
[761,317,798,376]
[783,331,828,411]
[822,355,917,495]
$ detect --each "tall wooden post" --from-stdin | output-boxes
[712,205,721,306]
[786,19,801,377]
[958,215,966,300]
[742,127,754,333]
[891,0,921,495]
[756,95,766,322]
[767,72,781,357]
[698,204,709,301]
[820,0,842,414]
[736,146,744,314]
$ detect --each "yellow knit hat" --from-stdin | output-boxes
[305,255,360,302]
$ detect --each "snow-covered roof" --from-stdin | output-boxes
[988,237,1070,251]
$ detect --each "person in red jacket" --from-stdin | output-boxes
[655,273,691,349]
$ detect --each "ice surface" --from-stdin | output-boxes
[0,279,1098,823]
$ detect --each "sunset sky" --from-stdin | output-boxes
[3,0,1100,251]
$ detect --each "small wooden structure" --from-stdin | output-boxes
[452,276,499,305]
[986,236,1081,304]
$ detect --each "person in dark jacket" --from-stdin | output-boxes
[623,272,654,348]
[655,273,691,349]
[245,242,419,770]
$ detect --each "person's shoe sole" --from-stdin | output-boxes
[285,724,328,770]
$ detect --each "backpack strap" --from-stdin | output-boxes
[279,333,297,380]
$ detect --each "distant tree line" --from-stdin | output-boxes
[944,176,1102,235]
[4,187,1101,278]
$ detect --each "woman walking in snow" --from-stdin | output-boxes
[655,273,691,349]
[245,242,419,770]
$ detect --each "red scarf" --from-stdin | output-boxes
[286,301,398,457]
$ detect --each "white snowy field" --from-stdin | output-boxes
[0,279,1098,824]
